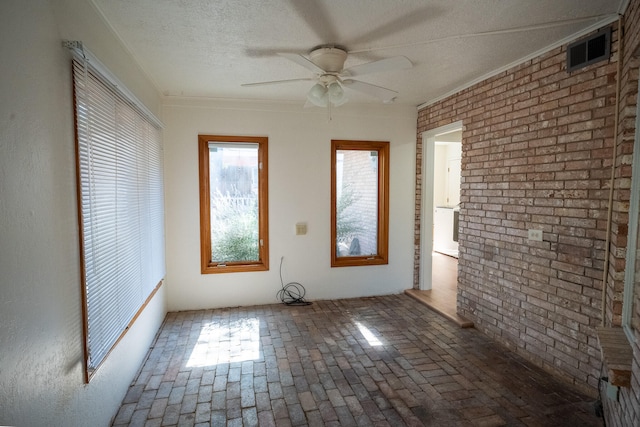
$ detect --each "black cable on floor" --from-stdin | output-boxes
[276,256,312,306]
[595,361,607,426]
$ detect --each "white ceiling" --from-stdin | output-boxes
[92,0,625,107]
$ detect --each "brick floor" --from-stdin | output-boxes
[112,294,603,426]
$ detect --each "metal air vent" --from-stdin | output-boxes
[567,27,611,72]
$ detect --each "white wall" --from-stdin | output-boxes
[433,145,448,206]
[0,1,417,425]
[0,1,166,426]
[433,142,462,207]
[164,99,417,310]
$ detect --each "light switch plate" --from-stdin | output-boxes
[528,229,543,241]
[295,222,307,236]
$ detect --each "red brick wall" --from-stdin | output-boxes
[415,7,640,412]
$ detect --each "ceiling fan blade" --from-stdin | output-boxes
[244,47,302,58]
[342,56,412,77]
[241,78,314,87]
[341,79,398,103]
[286,0,339,45]
[348,7,441,47]
[279,53,326,75]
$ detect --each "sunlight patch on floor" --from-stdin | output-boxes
[355,321,383,346]
[187,318,260,367]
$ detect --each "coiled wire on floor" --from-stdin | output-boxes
[276,257,312,306]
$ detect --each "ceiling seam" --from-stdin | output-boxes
[416,13,621,110]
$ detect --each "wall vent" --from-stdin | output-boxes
[567,27,611,72]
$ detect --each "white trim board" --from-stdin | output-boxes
[419,121,463,290]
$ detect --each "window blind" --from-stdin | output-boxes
[72,55,165,379]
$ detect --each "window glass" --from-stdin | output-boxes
[209,143,260,262]
[623,117,640,337]
[332,140,389,267]
[633,212,640,330]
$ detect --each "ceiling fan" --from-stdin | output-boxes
[241,45,412,108]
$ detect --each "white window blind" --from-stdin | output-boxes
[72,54,165,379]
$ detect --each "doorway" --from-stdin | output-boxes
[420,122,462,292]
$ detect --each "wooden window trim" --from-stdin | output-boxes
[198,135,269,274]
[331,139,389,268]
[596,326,632,387]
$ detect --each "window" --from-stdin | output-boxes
[331,139,389,267]
[198,135,269,274]
[622,90,640,341]
[72,53,165,381]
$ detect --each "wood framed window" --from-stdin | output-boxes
[72,54,165,381]
[198,135,269,274]
[331,139,389,267]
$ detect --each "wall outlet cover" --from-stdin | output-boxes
[528,229,543,241]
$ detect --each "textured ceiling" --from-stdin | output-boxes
[92,0,625,107]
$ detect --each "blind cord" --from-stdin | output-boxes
[276,257,312,306]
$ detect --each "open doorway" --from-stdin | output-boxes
[420,122,462,292]
[410,121,471,327]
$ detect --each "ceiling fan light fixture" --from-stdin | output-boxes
[307,81,347,108]
[327,82,347,107]
[308,83,329,107]
[327,81,344,102]
[334,97,349,107]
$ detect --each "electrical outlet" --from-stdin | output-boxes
[528,229,543,241]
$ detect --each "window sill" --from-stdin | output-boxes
[201,262,269,274]
[596,326,633,388]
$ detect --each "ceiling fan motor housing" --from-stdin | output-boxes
[309,47,348,73]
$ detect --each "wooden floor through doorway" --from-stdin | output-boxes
[406,252,473,328]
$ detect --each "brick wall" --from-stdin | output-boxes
[415,6,640,414]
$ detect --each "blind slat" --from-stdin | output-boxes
[73,56,165,375]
